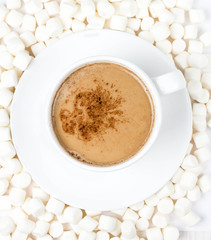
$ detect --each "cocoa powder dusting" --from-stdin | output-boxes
[60,84,124,141]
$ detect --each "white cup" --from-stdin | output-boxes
[47,56,186,172]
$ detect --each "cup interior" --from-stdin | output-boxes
[48,56,162,172]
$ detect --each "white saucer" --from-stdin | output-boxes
[11,30,192,211]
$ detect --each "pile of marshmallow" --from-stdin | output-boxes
[0,0,211,239]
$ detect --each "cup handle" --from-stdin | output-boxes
[152,70,186,95]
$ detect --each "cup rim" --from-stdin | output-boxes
[47,56,162,172]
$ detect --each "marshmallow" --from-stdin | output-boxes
[188,40,203,54]
[11,229,28,240]
[46,17,63,37]
[110,15,128,31]
[60,2,79,18]
[35,10,49,26]
[0,216,15,235]
[186,143,193,155]
[13,51,32,71]
[162,225,179,240]
[193,132,209,148]
[156,181,174,199]
[187,81,202,99]
[78,231,96,240]
[185,68,201,82]
[29,198,45,217]
[138,205,154,219]
[119,0,137,17]
[60,17,72,30]
[59,231,77,240]
[189,9,205,23]
[149,0,164,18]
[96,231,109,240]
[193,116,206,132]
[31,42,46,56]
[136,0,151,8]
[198,175,211,192]
[85,210,101,217]
[44,1,59,16]
[49,221,63,238]
[181,155,198,170]
[11,172,31,188]
[195,89,210,104]
[174,198,192,217]
[135,218,149,231]
[7,0,21,9]
[176,0,193,10]
[0,141,16,160]
[136,8,149,19]
[38,211,54,222]
[180,171,197,190]
[138,31,154,44]
[71,19,86,32]
[0,196,11,210]
[207,100,211,114]
[157,197,174,214]
[1,69,18,87]
[81,0,95,17]
[121,220,136,239]
[127,18,140,31]
[62,207,82,224]
[187,186,201,202]
[141,17,154,31]
[172,39,186,54]
[17,219,35,234]
[194,147,211,163]
[208,119,211,128]
[98,215,117,232]
[123,209,139,222]
[70,224,83,235]
[152,213,168,228]
[35,25,49,41]
[0,178,9,195]
[20,31,36,47]
[25,0,43,14]
[145,194,159,207]
[146,227,163,240]
[79,216,98,232]
[37,235,53,240]
[184,25,198,39]
[86,16,105,29]
[171,168,184,184]
[33,220,50,237]
[6,10,23,28]
[163,0,176,8]
[0,127,11,141]
[129,201,144,211]
[180,211,200,227]
[170,23,184,39]
[0,22,11,39]
[46,197,64,215]
[0,4,9,21]
[11,208,28,224]
[200,31,211,47]
[22,14,36,32]
[201,73,211,90]
[189,165,203,176]
[150,22,170,41]
[5,36,25,56]
[22,198,32,215]
[170,8,185,23]
[0,109,10,126]
[32,187,49,202]
[158,9,174,24]
[0,51,13,69]
[73,10,86,22]
[170,183,186,200]
[174,51,189,69]
[9,187,26,206]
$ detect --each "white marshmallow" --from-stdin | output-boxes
[193,103,206,116]
[96,231,109,240]
[138,205,154,219]
[193,116,206,132]
[98,215,117,232]
[71,19,86,32]
[127,18,140,31]
[62,207,82,224]
[146,227,163,240]
[49,221,63,238]
[7,0,21,9]
[9,187,26,206]
[46,197,65,215]
[136,8,149,19]
[31,42,46,56]
[186,143,193,155]
[138,31,154,44]
[60,17,72,30]
[81,0,95,16]
[85,210,101,217]
[171,168,184,184]
[33,220,50,237]
[60,2,79,18]
[195,89,210,104]
[180,211,200,227]
[125,28,135,35]
[189,165,203,176]
[20,31,36,47]
[11,172,31,188]
[145,194,159,207]
[180,171,197,190]
[59,231,77,240]
[158,9,174,24]
[157,197,174,214]
[86,16,105,29]
[163,0,176,8]
[201,73,211,90]
[0,196,11,210]
[32,187,49,202]
[152,213,168,228]
[17,219,35,234]
[121,220,136,239]
[25,0,43,14]
[46,17,63,37]
[0,22,11,39]
[13,51,32,71]
[22,14,36,32]
[141,17,154,31]
[6,10,23,28]
[185,68,201,82]
[123,209,139,222]
[176,0,193,9]
[0,178,9,195]
[35,25,49,41]
[208,119,211,128]
[156,181,174,199]
[170,184,186,200]
[0,109,9,126]
[129,201,144,211]
[194,147,211,163]
[170,8,185,23]
[193,132,209,148]
[29,198,45,216]
[184,25,198,39]
[150,22,170,41]
[189,9,205,23]
[200,31,211,47]
[162,225,179,240]
[0,4,9,21]
[174,51,189,69]
[79,216,98,232]
[135,218,149,231]
[0,51,13,69]
[12,229,28,240]
[110,15,128,31]
[35,10,49,26]
[78,231,96,240]
[37,235,53,240]
[38,211,54,222]
[22,198,32,215]
[188,40,203,54]
[170,23,184,39]
[172,39,186,54]
[182,155,198,170]
[136,0,151,8]
[187,186,201,202]
[73,10,86,22]
[44,1,59,16]
[174,197,192,217]
[1,69,18,87]
[149,0,164,18]
[70,224,83,235]
[3,158,21,176]
[11,207,28,224]
[0,127,11,141]
[187,81,202,100]
[198,175,211,192]
[0,216,15,235]
[119,0,137,17]
[0,141,16,161]
[5,36,25,56]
